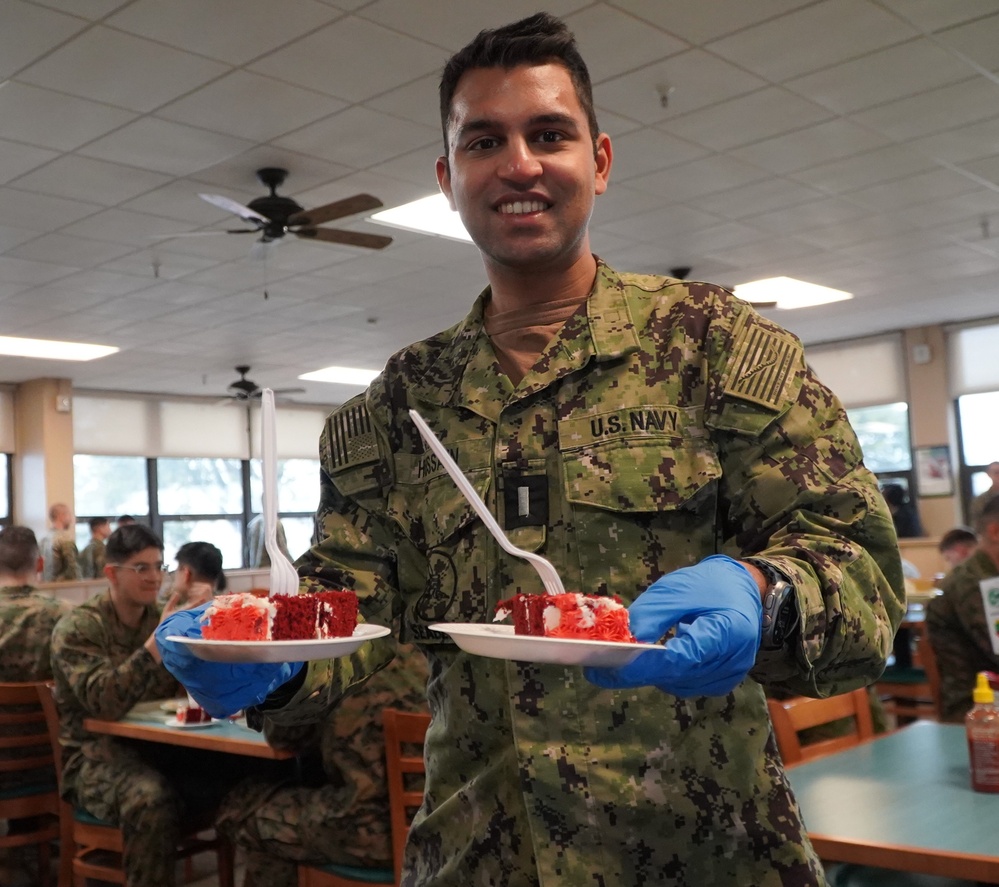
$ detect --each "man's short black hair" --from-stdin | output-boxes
[0,525,39,575]
[938,526,977,552]
[439,12,599,153]
[88,516,111,532]
[106,524,162,564]
[176,541,226,591]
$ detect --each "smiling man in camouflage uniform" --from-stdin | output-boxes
[159,12,904,887]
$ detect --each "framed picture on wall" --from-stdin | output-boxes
[915,445,954,497]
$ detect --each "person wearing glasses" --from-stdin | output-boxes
[50,524,217,887]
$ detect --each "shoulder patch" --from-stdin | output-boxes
[724,319,800,410]
[325,402,378,471]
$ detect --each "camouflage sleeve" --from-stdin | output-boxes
[706,304,905,697]
[53,536,81,581]
[259,392,405,726]
[51,605,176,720]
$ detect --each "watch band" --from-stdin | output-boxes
[760,579,798,651]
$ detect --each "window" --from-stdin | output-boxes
[74,455,149,548]
[0,454,9,527]
[846,403,912,474]
[161,518,243,568]
[957,391,999,519]
[248,458,320,560]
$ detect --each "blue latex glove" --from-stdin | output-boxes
[585,555,763,698]
[155,603,304,719]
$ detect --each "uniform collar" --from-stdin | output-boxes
[411,259,641,420]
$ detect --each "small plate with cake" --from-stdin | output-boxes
[430,592,667,667]
[166,588,391,663]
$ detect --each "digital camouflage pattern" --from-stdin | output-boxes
[263,262,905,887]
[926,549,999,722]
[0,584,70,792]
[51,589,183,887]
[41,530,80,582]
[79,538,107,579]
[217,646,427,887]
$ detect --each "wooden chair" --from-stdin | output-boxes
[876,621,942,725]
[767,688,875,765]
[0,681,61,886]
[36,682,234,887]
[297,708,430,887]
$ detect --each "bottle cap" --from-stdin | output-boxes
[973,671,995,705]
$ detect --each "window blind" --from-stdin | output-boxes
[805,334,905,408]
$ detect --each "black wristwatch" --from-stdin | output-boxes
[760,577,799,652]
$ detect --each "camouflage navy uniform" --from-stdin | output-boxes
[79,538,107,579]
[217,646,427,886]
[926,549,999,722]
[260,262,905,886]
[51,590,184,887]
[0,584,71,792]
[41,530,79,582]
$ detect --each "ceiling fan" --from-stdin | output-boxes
[223,365,305,404]
[196,167,393,250]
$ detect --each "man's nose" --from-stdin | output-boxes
[501,138,542,180]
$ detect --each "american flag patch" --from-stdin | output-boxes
[327,403,378,470]
[725,322,799,409]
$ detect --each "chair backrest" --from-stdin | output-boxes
[381,708,430,887]
[0,680,56,787]
[767,687,875,765]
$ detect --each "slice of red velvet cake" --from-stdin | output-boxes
[494,592,637,643]
[201,589,358,641]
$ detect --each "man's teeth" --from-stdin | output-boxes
[498,200,548,214]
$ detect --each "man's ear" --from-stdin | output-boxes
[436,156,456,211]
[103,563,117,589]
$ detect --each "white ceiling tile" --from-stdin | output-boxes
[7,233,135,267]
[274,106,439,168]
[367,146,444,191]
[0,1,88,79]
[596,203,725,242]
[609,129,709,181]
[627,153,771,202]
[0,224,45,252]
[852,76,999,141]
[591,183,675,225]
[364,74,444,131]
[0,188,101,229]
[99,250,219,280]
[119,181,233,224]
[64,268,159,297]
[706,0,918,81]
[189,150,354,196]
[156,71,343,142]
[879,0,999,33]
[732,119,890,174]
[60,207,203,245]
[78,118,255,176]
[697,177,825,219]
[0,139,59,185]
[608,0,812,44]
[908,116,999,164]
[790,144,936,194]
[248,16,445,102]
[785,38,976,114]
[961,154,999,188]
[743,196,871,235]
[0,82,137,152]
[594,49,767,125]
[567,5,685,84]
[9,155,171,205]
[848,167,983,211]
[904,190,999,228]
[27,0,131,18]
[935,12,999,72]
[662,87,834,151]
[108,0,341,64]
[358,0,591,51]
[19,26,229,112]
[0,255,79,285]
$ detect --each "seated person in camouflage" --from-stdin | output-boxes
[938,525,978,572]
[41,502,80,582]
[927,496,999,722]
[50,524,218,887]
[79,516,112,579]
[216,646,427,886]
[0,525,71,794]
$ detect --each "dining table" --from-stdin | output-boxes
[84,699,294,760]
[787,720,999,883]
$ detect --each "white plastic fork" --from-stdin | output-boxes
[261,389,299,596]
[409,409,565,596]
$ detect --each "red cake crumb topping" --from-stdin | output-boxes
[495,593,637,643]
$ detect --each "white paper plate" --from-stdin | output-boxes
[159,699,182,713]
[164,717,218,729]
[165,623,391,663]
[429,622,665,667]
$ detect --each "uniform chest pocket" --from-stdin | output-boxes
[388,438,493,550]
[561,437,721,514]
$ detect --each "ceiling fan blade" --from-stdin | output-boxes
[148,229,259,240]
[272,386,306,396]
[287,194,383,228]
[295,227,393,249]
[199,193,269,225]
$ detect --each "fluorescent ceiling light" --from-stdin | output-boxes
[0,335,118,361]
[369,193,473,243]
[733,277,853,310]
[299,366,381,386]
